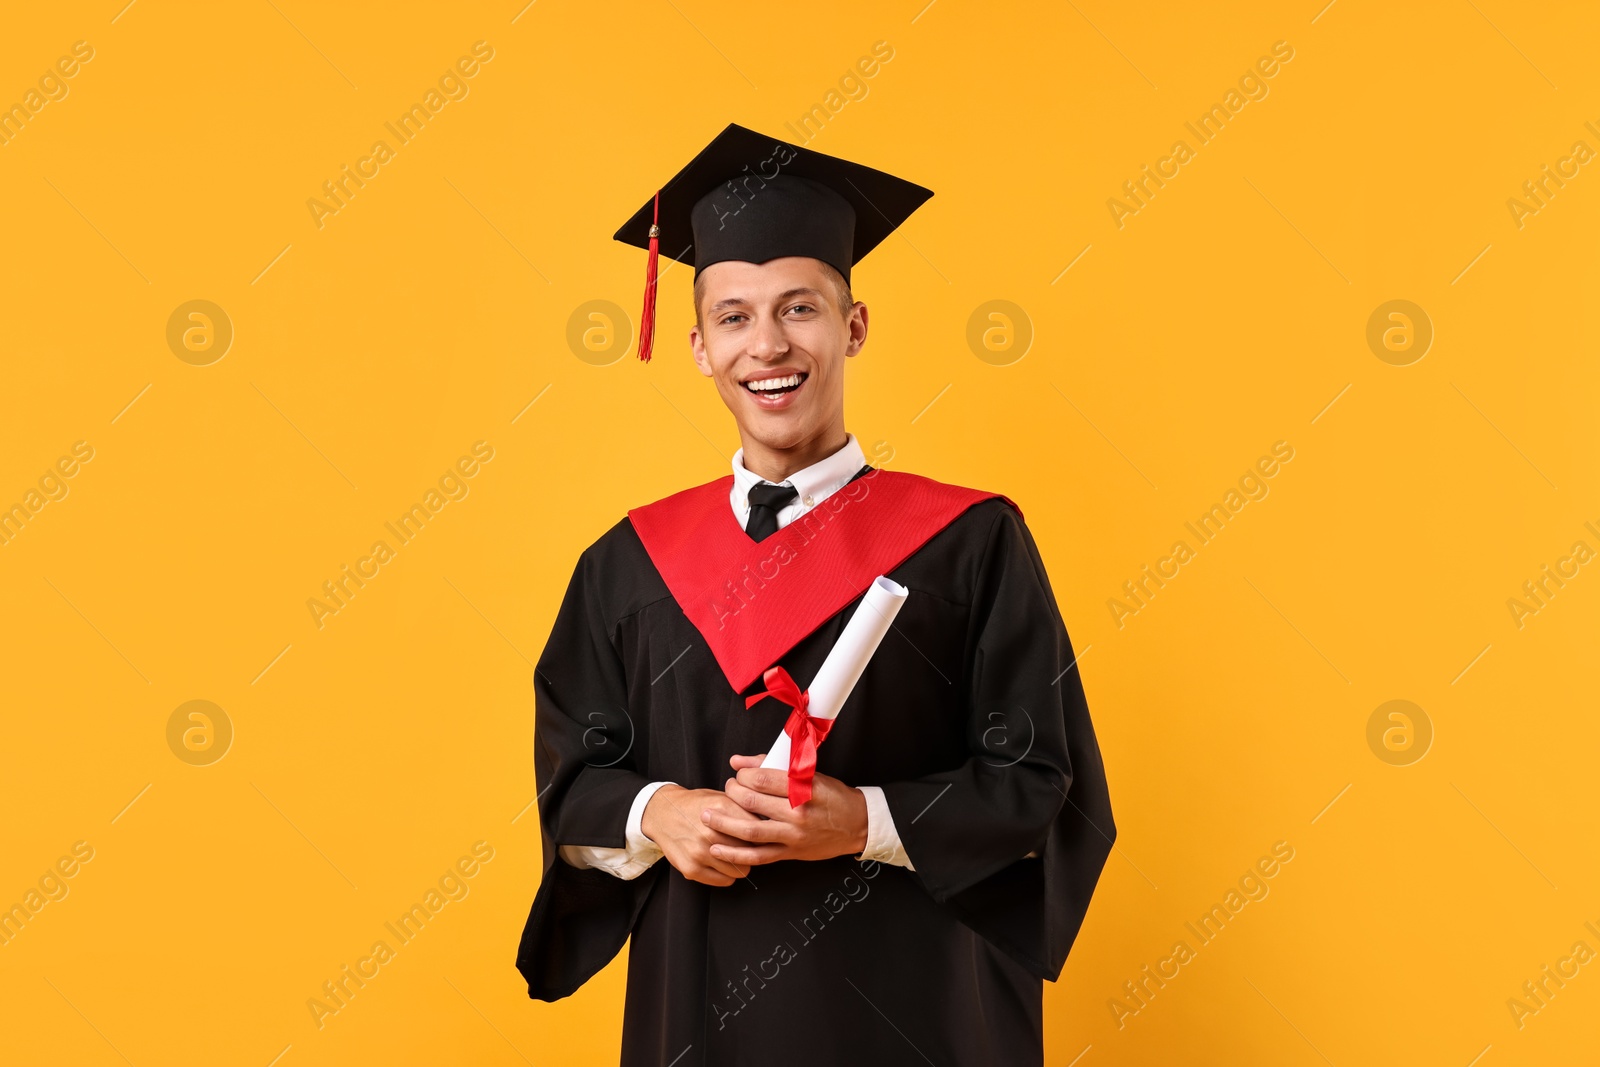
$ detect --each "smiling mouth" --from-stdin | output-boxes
[743,372,808,396]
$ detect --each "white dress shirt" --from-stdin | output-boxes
[558,432,916,877]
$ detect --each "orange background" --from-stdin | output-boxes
[1,1,1596,1064]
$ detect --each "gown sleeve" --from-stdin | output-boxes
[516,541,665,1000]
[876,503,1116,981]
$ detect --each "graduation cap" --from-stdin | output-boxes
[613,122,934,362]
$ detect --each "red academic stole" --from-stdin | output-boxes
[627,467,1020,695]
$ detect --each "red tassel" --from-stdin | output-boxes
[638,190,661,363]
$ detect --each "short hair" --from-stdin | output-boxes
[693,261,853,329]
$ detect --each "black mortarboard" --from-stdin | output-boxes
[614,122,934,361]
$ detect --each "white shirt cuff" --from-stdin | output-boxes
[557,781,675,880]
[855,785,915,870]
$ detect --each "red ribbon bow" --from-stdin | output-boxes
[744,665,834,807]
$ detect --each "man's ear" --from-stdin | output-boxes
[845,302,869,358]
[688,323,714,377]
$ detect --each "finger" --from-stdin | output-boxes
[735,766,793,798]
[707,793,780,825]
[700,851,752,879]
[704,805,775,838]
[692,869,736,887]
[704,807,786,843]
[728,753,768,770]
[677,849,746,883]
[706,859,751,881]
[724,778,797,821]
[711,842,788,866]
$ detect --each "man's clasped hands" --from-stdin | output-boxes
[639,753,870,886]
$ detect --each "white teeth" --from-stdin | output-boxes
[745,373,802,393]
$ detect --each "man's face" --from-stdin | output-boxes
[688,256,867,455]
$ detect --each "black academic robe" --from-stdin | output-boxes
[515,469,1115,1067]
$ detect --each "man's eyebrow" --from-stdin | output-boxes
[708,287,826,314]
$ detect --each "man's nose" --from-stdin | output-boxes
[746,314,788,359]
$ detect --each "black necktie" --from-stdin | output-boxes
[745,482,798,542]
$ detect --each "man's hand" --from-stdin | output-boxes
[640,784,760,887]
[704,753,869,866]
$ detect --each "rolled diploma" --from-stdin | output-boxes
[759,575,909,772]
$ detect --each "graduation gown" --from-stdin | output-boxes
[515,465,1115,1067]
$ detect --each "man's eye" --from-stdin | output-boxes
[720,313,745,325]
[788,304,814,315]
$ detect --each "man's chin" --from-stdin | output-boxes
[737,415,812,452]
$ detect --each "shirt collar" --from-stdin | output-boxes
[731,432,867,513]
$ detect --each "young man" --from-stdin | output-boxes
[516,123,1115,1066]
